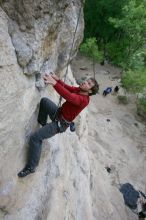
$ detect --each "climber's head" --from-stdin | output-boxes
[79,78,99,96]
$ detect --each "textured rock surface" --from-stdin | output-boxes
[0,1,84,219]
[0,1,146,220]
[1,0,84,76]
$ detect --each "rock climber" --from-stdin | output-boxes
[18,72,99,177]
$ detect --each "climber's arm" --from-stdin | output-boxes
[43,75,82,105]
[48,72,79,92]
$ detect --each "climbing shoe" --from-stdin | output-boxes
[18,166,35,178]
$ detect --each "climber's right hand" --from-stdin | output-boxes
[49,72,59,81]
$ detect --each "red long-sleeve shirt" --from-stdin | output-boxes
[53,80,90,121]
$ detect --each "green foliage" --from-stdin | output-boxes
[84,0,128,42]
[129,50,146,69]
[107,44,146,69]
[83,0,146,115]
[84,0,146,68]
[80,38,103,62]
[137,98,146,114]
[106,41,128,68]
[108,0,146,67]
[121,69,146,93]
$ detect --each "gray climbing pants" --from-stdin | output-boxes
[27,97,68,169]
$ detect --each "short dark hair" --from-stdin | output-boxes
[89,77,99,96]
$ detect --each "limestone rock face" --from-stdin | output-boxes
[1,1,145,220]
[1,0,84,76]
[0,1,84,219]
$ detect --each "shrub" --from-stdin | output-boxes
[121,69,146,93]
[80,38,103,62]
[137,98,146,118]
[106,41,128,68]
[117,95,129,104]
[129,50,146,70]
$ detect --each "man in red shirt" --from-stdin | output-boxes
[18,73,99,177]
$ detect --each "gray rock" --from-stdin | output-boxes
[11,32,33,67]
[0,1,85,219]
[1,0,84,75]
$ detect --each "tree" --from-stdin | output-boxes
[83,0,146,67]
[84,0,128,46]
[108,0,146,67]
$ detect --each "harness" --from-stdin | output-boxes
[54,108,75,132]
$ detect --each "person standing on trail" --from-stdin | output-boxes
[103,87,112,96]
[18,73,99,177]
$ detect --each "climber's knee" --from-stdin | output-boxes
[40,97,48,105]
[29,132,40,144]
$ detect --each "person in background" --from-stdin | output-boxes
[103,87,112,96]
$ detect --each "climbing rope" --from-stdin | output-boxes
[52,2,84,120]
[58,3,83,108]
[92,57,96,79]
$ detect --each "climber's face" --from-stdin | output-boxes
[79,79,95,92]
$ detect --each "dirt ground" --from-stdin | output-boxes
[72,54,146,219]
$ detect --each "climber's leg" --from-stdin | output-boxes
[18,121,59,177]
[37,97,58,126]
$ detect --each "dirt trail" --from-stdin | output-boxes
[72,54,146,219]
